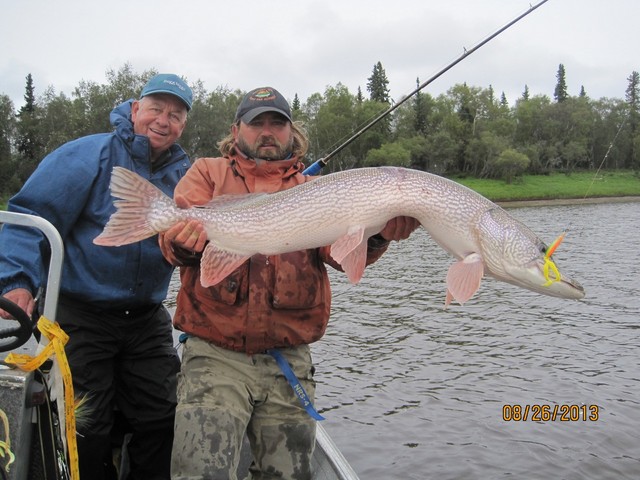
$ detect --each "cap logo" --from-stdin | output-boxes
[250,88,276,101]
[162,79,187,92]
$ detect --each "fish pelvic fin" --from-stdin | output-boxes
[93,167,174,246]
[330,226,368,284]
[444,253,484,307]
[200,243,250,287]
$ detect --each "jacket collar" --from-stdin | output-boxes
[231,152,303,178]
[229,153,304,193]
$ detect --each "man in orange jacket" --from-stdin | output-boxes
[160,86,418,479]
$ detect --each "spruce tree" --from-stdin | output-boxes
[500,92,509,109]
[414,77,427,134]
[291,93,301,114]
[365,62,392,138]
[16,73,42,181]
[366,61,390,103]
[21,73,36,114]
[554,64,568,103]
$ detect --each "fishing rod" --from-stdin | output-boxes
[303,0,550,176]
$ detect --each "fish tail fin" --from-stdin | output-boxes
[94,167,175,246]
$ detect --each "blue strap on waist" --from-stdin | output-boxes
[267,348,325,421]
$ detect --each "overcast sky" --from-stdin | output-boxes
[2,0,638,111]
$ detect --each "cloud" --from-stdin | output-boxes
[1,0,638,111]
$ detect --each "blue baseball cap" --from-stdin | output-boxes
[140,73,193,111]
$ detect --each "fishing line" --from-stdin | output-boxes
[581,111,629,203]
[543,109,629,285]
[303,0,551,175]
[560,110,629,233]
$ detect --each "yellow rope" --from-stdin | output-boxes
[0,409,15,473]
[4,316,79,480]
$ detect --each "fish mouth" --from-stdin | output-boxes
[502,260,585,300]
[546,275,585,299]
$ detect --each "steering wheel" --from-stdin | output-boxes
[0,296,34,352]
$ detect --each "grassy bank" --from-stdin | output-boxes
[2,170,639,210]
[454,170,640,202]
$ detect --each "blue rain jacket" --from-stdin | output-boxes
[0,100,190,310]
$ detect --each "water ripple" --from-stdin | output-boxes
[311,202,640,479]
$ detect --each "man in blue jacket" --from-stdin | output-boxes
[0,73,193,479]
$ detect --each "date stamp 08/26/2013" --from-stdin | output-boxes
[502,404,600,422]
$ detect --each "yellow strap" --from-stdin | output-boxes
[0,409,15,473]
[4,316,79,480]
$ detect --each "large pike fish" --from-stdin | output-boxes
[94,166,585,306]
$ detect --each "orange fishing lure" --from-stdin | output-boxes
[542,231,566,286]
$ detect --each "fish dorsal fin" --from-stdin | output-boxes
[199,192,269,210]
[330,226,368,284]
[444,253,484,307]
[200,243,250,287]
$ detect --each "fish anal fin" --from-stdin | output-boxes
[330,226,368,283]
[445,253,484,306]
[200,243,249,287]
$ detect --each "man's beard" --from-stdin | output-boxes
[237,135,294,161]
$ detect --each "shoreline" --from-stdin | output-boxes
[496,195,640,208]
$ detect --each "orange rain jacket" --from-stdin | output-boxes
[172,154,389,354]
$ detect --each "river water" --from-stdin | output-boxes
[169,200,640,479]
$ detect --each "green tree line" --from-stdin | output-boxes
[1,62,639,200]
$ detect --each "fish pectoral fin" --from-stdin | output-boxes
[200,243,249,287]
[340,240,368,284]
[445,253,484,306]
[330,226,365,263]
[444,290,454,309]
[330,226,367,284]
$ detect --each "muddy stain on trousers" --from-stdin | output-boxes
[171,337,317,480]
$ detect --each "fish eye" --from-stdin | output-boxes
[539,243,549,256]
